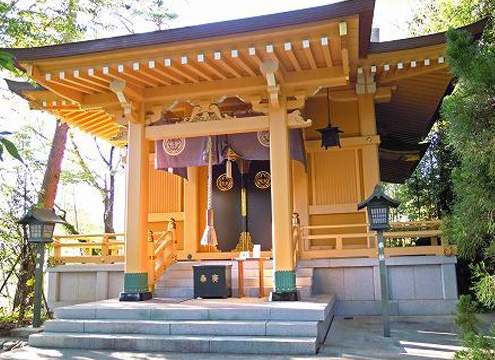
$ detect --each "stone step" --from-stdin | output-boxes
[44,319,320,337]
[54,297,333,322]
[29,332,317,354]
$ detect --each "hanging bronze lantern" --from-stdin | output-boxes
[317,88,343,149]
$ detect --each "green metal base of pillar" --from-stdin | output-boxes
[273,270,297,292]
[119,272,151,301]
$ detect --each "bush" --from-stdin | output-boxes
[0,310,29,337]
[454,295,495,360]
[471,263,495,310]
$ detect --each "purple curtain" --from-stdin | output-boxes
[155,129,306,178]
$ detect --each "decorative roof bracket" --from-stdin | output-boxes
[260,59,280,109]
[109,79,136,123]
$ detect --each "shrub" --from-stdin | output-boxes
[454,295,495,360]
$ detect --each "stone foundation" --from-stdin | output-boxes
[300,256,458,316]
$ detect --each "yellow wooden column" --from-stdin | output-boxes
[120,120,152,301]
[183,166,200,258]
[269,96,298,301]
[358,94,380,196]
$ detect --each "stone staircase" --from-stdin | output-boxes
[154,260,314,299]
[30,295,335,354]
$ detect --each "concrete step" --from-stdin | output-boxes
[54,297,333,321]
[29,332,317,354]
[44,319,320,337]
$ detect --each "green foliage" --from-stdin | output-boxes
[454,295,495,360]
[409,0,494,42]
[0,309,29,336]
[0,131,21,162]
[471,263,495,310]
[442,28,495,260]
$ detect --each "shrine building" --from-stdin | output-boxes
[3,0,486,354]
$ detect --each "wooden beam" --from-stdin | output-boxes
[184,60,214,81]
[302,40,318,70]
[168,66,199,83]
[55,72,95,94]
[103,66,147,88]
[321,37,333,67]
[142,75,267,103]
[141,62,172,86]
[230,50,257,77]
[74,70,109,91]
[154,62,186,84]
[215,52,242,78]
[29,66,83,103]
[284,42,302,72]
[145,114,311,140]
[200,58,228,80]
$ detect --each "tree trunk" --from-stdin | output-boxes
[38,122,69,209]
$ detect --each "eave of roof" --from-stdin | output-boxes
[5,79,46,100]
[369,18,487,54]
[4,0,375,61]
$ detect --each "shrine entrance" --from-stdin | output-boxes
[212,160,272,252]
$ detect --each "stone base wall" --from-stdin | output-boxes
[47,264,124,308]
[301,256,458,316]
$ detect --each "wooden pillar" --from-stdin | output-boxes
[269,97,298,301]
[183,166,200,258]
[120,120,152,301]
[358,94,380,196]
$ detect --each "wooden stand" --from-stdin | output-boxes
[234,257,268,298]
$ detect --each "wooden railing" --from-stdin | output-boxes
[50,233,125,265]
[148,219,177,290]
[297,220,453,260]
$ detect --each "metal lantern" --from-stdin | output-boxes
[357,185,400,337]
[317,88,343,149]
[317,126,344,149]
[19,208,66,243]
[19,207,66,328]
[357,185,400,231]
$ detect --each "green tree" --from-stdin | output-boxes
[442,28,495,309]
[408,0,494,41]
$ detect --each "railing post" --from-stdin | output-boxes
[147,230,155,291]
[168,218,177,263]
[101,236,109,264]
[292,213,300,263]
[53,237,61,259]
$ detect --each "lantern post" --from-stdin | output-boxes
[19,208,66,328]
[358,186,400,337]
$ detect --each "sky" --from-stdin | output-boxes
[1,0,416,234]
[172,0,414,42]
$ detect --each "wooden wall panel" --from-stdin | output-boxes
[148,162,183,213]
[313,150,358,205]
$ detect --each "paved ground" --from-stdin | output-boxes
[0,316,464,360]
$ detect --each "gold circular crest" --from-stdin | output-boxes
[162,138,186,156]
[257,131,270,147]
[254,171,271,189]
[216,173,234,192]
